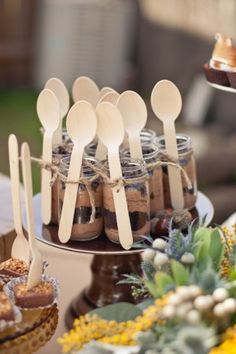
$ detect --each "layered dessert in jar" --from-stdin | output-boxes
[103,159,150,243]
[155,134,197,210]
[51,143,72,225]
[203,33,236,88]
[124,145,164,217]
[59,157,103,241]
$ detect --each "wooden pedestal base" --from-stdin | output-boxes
[65,252,142,329]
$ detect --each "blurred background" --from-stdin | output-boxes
[1,0,236,223]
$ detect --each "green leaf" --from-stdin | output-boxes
[89,302,142,322]
[208,229,225,270]
[145,280,161,298]
[154,272,175,295]
[137,298,154,310]
[193,227,212,261]
[170,260,189,286]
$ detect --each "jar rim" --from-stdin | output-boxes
[154,134,192,152]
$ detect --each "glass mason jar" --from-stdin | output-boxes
[102,159,150,244]
[140,128,157,145]
[123,145,164,217]
[59,156,103,241]
[154,134,197,210]
[50,144,73,225]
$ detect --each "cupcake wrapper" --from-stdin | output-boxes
[3,275,59,311]
[227,71,236,88]
[0,303,22,332]
[203,63,230,86]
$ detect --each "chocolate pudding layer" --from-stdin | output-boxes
[103,159,150,243]
[155,134,197,210]
[50,144,72,225]
[124,145,164,217]
[59,157,103,241]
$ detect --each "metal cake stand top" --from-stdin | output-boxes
[29,192,214,256]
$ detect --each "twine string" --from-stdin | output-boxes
[29,153,194,223]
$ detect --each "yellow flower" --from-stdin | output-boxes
[58,295,169,353]
[220,226,236,278]
[209,324,236,354]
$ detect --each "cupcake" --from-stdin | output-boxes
[5,275,59,310]
[203,33,236,87]
[0,258,28,284]
[13,281,54,308]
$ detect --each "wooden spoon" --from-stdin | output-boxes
[37,89,60,224]
[95,91,120,160]
[21,142,43,290]
[45,77,70,144]
[100,86,116,99]
[117,90,147,159]
[72,76,100,107]
[151,80,184,210]
[8,134,30,264]
[96,102,133,250]
[58,101,97,243]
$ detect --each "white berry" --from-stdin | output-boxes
[180,252,195,264]
[213,288,229,302]
[176,302,193,319]
[168,293,182,306]
[188,285,202,298]
[152,238,167,251]
[187,310,201,324]
[194,295,214,311]
[162,305,175,318]
[176,286,192,301]
[154,252,169,268]
[223,298,236,314]
[142,248,156,262]
[213,303,226,318]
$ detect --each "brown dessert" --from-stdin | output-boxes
[13,281,54,308]
[155,134,197,210]
[124,145,164,217]
[103,159,150,243]
[51,143,72,225]
[203,33,236,87]
[0,258,28,278]
[59,157,103,241]
[0,292,14,321]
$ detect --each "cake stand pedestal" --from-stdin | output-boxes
[30,192,214,329]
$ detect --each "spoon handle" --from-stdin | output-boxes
[53,120,62,145]
[95,140,107,160]
[21,143,37,250]
[8,135,24,236]
[108,150,133,250]
[58,146,83,243]
[41,133,53,224]
[128,133,143,160]
[163,121,184,210]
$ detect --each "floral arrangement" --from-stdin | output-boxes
[59,222,236,354]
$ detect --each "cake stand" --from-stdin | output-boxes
[29,192,213,329]
[0,305,58,354]
[208,82,236,93]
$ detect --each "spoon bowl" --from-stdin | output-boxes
[96,102,124,150]
[45,77,70,119]
[37,89,60,134]
[151,80,182,122]
[72,76,100,107]
[117,90,147,159]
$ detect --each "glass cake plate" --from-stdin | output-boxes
[207,81,236,93]
[30,191,214,255]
